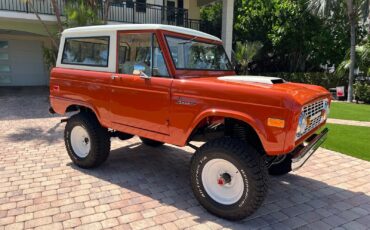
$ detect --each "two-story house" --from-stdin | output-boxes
[0,0,234,87]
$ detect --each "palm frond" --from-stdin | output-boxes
[306,0,340,16]
[358,0,369,22]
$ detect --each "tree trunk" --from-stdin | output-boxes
[346,0,356,102]
[28,1,59,50]
[50,0,64,33]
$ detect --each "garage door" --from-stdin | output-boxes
[0,39,48,86]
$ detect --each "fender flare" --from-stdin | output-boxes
[51,96,103,123]
[184,108,268,146]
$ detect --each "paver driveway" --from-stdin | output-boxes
[0,89,370,230]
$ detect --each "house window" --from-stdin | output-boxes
[0,53,9,60]
[0,41,8,49]
[0,40,11,84]
[0,64,10,72]
[136,0,146,13]
[62,37,109,67]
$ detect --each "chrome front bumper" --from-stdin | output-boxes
[292,128,329,171]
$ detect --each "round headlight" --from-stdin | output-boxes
[321,100,330,121]
[297,112,308,135]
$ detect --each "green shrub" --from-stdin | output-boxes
[264,72,347,89]
[354,82,370,104]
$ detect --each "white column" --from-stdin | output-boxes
[222,0,234,59]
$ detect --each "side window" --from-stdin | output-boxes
[62,37,109,67]
[118,33,169,77]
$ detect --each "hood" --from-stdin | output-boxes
[189,75,331,107]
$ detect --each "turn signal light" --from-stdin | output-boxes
[267,118,285,128]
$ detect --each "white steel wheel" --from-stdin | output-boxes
[70,126,91,158]
[201,158,245,205]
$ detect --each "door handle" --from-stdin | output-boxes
[111,75,119,80]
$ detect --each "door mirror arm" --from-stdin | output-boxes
[133,70,151,79]
[139,71,151,79]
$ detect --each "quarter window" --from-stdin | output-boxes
[118,33,169,77]
[62,37,109,67]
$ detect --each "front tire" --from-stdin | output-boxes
[64,113,111,168]
[190,137,268,220]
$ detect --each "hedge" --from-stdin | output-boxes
[354,82,370,103]
[263,72,347,89]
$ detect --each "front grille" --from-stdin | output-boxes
[296,99,325,139]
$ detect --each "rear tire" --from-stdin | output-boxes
[64,113,111,168]
[190,137,268,220]
[140,137,164,147]
[268,155,292,176]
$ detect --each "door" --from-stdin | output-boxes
[110,32,172,135]
[177,0,184,26]
[167,1,176,24]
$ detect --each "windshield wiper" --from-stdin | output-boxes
[177,36,198,45]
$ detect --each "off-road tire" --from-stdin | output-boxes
[268,155,292,176]
[140,137,164,147]
[190,137,268,220]
[65,113,111,168]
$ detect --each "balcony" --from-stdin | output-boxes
[108,2,201,30]
[0,0,201,31]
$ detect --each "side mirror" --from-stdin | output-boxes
[133,64,150,79]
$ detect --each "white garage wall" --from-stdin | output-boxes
[0,34,50,86]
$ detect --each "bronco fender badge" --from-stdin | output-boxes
[176,97,197,106]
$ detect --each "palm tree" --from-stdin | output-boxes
[338,37,370,77]
[25,0,59,50]
[308,0,369,102]
[27,0,104,68]
[64,0,102,27]
[50,0,64,33]
[234,41,263,75]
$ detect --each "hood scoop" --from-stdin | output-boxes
[218,76,285,84]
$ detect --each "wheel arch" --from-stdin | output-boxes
[185,109,268,152]
[65,104,100,121]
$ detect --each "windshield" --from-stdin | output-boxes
[165,36,232,71]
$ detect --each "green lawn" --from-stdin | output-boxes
[322,124,370,161]
[329,102,370,122]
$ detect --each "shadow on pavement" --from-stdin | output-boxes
[5,122,64,144]
[69,141,370,229]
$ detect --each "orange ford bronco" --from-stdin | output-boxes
[50,24,330,220]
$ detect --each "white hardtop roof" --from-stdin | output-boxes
[63,24,222,42]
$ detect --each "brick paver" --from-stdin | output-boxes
[1,92,370,229]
